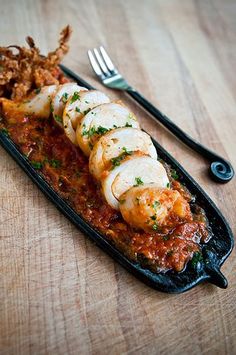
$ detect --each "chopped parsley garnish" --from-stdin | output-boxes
[82,125,109,138]
[152,200,160,209]
[134,177,144,187]
[152,223,159,231]
[35,88,41,94]
[82,126,96,137]
[54,114,62,123]
[166,182,170,188]
[167,250,174,257]
[31,161,43,169]
[110,147,133,169]
[163,235,170,241]
[96,126,109,135]
[83,108,91,115]
[1,128,9,136]
[171,169,179,180]
[125,122,132,128]
[150,215,157,221]
[50,100,54,113]
[60,92,68,104]
[191,251,203,267]
[75,107,81,113]
[84,100,89,104]
[50,159,61,168]
[70,91,80,103]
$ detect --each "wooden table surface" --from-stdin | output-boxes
[1,0,236,354]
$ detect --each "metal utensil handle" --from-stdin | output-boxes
[127,89,234,183]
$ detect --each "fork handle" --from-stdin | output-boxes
[127,90,234,183]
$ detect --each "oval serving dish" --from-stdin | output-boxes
[0,66,234,293]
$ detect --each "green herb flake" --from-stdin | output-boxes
[152,200,160,210]
[75,107,81,113]
[61,92,68,104]
[70,91,80,103]
[84,100,89,104]
[50,100,54,113]
[152,223,159,231]
[134,177,144,187]
[150,215,157,221]
[191,251,203,267]
[54,114,63,123]
[125,122,132,128]
[111,147,133,169]
[171,169,179,180]
[31,161,43,169]
[96,126,109,135]
[163,235,170,241]
[83,108,91,115]
[35,87,41,94]
[166,182,170,188]
[166,250,174,257]
[1,128,9,136]
[50,159,61,168]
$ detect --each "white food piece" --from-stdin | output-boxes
[0,85,58,119]
[76,102,140,156]
[52,83,87,127]
[64,90,110,129]
[101,155,169,210]
[89,127,157,180]
[119,184,191,232]
[63,90,110,144]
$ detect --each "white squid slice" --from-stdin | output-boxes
[119,184,191,232]
[102,155,169,210]
[76,102,140,156]
[52,83,87,127]
[62,90,110,145]
[89,127,157,180]
[0,85,58,119]
[64,90,110,129]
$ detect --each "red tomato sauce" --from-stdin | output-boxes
[0,106,211,273]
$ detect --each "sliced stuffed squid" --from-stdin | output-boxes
[101,155,169,210]
[0,85,58,119]
[62,90,110,144]
[119,184,192,232]
[76,102,140,156]
[89,127,157,180]
[52,83,87,127]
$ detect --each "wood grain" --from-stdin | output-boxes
[0,0,236,354]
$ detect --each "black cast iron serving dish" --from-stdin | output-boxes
[0,67,234,293]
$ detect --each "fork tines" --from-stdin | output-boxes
[88,46,118,79]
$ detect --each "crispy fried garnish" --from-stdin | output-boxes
[0,25,72,101]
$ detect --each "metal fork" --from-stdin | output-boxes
[87,46,234,183]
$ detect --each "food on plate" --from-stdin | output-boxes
[89,127,157,180]
[101,155,169,210]
[119,184,192,232]
[52,83,87,127]
[63,90,110,144]
[0,29,211,274]
[76,102,140,156]
[0,85,58,119]
[0,26,71,100]
[64,90,110,128]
